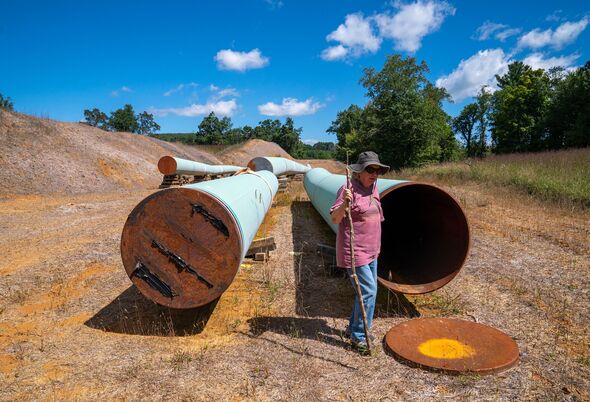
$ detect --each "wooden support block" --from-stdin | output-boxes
[254,252,267,262]
[247,236,276,256]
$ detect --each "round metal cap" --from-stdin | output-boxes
[121,187,242,309]
[385,318,519,374]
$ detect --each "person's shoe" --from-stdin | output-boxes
[351,337,371,355]
[344,327,374,342]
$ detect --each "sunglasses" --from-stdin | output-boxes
[364,166,381,174]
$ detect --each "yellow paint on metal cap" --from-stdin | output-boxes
[418,338,475,359]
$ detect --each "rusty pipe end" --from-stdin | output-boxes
[158,156,178,175]
[120,188,242,309]
[377,182,470,294]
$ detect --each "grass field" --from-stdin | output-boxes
[400,148,590,209]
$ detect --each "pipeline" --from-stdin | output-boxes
[158,156,243,176]
[304,168,470,294]
[121,170,278,308]
[248,156,311,176]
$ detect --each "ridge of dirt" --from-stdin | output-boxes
[0,110,223,196]
[219,139,291,166]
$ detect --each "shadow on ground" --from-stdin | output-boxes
[248,316,349,348]
[290,200,419,320]
[85,285,219,336]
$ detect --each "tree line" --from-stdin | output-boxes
[328,56,590,169]
[83,104,161,135]
[152,112,335,159]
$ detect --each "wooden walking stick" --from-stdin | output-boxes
[346,154,372,354]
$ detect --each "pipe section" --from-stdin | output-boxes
[121,170,278,308]
[304,168,470,294]
[248,156,311,176]
[158,156,243,176]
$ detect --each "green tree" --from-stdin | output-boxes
[327,105,364,161]
[452,103,478,156]
[137,111,161,135]
[546,61,590,148]
[83,108,109,130]
[108,104,139,133]
[196,112,232,144]
[474,87,493,157]
[0,93,14,111]
[274,117,302,156]
[254,119,282,142]
[491,62,550,153]
[358,54,455,168]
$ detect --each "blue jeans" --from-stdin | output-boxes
[347,259,378,343]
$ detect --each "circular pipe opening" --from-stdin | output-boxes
[247,157,273,173]
[158,156,178,175]
[378,183,470,294]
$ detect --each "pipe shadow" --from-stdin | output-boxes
[85,285,219,336]
[290,200,420,319]
[291,200,349,318]
[247,316,350,351]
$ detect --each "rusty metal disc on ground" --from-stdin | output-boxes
[385,318,519,375]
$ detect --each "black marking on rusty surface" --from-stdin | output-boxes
[191,203,230,238]
[132,261,177,298]
[151,239,214,289]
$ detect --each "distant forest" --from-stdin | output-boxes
[150,114,336,159]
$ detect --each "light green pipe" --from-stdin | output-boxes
[248,156,311,176]
[183,170,278,259]
[120,170,279,308]
[303,168,470,294]
[158,156,243,176]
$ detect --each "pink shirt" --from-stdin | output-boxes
[330,179,384,268]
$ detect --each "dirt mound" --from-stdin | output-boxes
[220,139,291,166]
[0,110,222,196]
[299,159,346,174]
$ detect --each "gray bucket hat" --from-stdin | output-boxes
[349,151,390,174]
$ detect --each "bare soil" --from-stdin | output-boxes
[1,112,589,401]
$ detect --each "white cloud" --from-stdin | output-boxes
[436,49,509,102]
[163,82,198,96]
[546,10,563,22]
[322,13,381,60]
[321,45,349,61]
[111,86,132,97]
[522,52,579,71]
[149,100,238,117]
[214,48,269,71]
[321,1,454,60]
[375,0,455,53]
[495,28,521,41]
[517,17,589,50]
[264,0,284,9]
[258,98,324,116]
[474,21,520,42]
[302,139,319,145]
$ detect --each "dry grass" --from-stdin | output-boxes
[2,114,590,400]
[398,147,590,209]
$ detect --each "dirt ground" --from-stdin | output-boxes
[1,111,589,400]
[1,173,589,401]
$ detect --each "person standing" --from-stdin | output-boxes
[330,151,389,351]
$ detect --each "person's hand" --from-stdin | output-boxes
[344,189,352,206]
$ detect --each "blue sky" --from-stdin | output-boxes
[1,1,588,144]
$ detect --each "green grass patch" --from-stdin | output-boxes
[397,148,590,209]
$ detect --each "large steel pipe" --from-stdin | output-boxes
[121,170,278,308]
[304,168,470,294]
[158,156,243,176]
[248,156,311,176]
